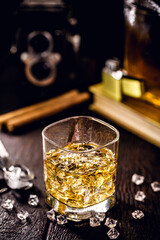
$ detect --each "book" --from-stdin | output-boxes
[89,83,160,148]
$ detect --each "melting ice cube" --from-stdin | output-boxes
[89,217,101,227]
[132,210,144,219]
[28,194,39,206]
[107,228,120,239]
[151,181,160,192]
[95,212,106,222]
[17,210,29,222]
[134,191,146,202]
[131,174,144,185]
[105,217,118,228]
[47,209,56,221]
[1,199,15,211]
[57,215,68,225]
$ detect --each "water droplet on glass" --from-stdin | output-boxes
[131,174,145,185]
[47,209,56,221]
[89,217,101,227]
[105,217,118,228]
[17,210,29,222]
[151,181,160,192]
[107,228,120,239]
[56,214,68,225]
[134,191,146,202]
[1,199,15,211]
[132,210,144,219]
[28,194,39,206]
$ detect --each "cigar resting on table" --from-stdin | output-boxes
[0,90,90,132]
[0,90,78,126]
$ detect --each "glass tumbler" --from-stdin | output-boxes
[42,116,119,222]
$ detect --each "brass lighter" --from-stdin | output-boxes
[102,59,160,107]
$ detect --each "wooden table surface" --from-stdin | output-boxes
[0,107,160,240]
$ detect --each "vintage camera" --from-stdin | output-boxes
[7,0,81,106]
[20,30,62,87]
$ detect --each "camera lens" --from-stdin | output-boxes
[28,31,53,53]
[29,33,50,53]
[31,60,52,81]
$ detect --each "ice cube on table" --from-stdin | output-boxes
[89,217,101,227]
[132,210,144,219]
[105,217,118,228]
[134,191,146,202]
[151,181,160,192]
[95,212,106,222]
[17,210,29,222]
[1,199,15,211]
[47,209,56,221]
[107,228,120,239]
[131,174,145,185]
[56,215,68,225]
[28,194,39,206]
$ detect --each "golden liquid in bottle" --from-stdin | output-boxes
[124,2,160,88]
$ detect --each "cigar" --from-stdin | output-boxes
[0,89,79,130]
[3,91,90,132]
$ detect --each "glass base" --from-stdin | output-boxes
[45,192,115,222]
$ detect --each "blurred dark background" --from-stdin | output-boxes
[0,0,124,113]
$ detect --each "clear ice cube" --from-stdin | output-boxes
[132,210,144,219]
[47,209,56,221]
[17,210,29,222]
[1,199,15,211]
[57,215,68,225]
[107,228,120,239]
[105,217,118,228]
[89,217,101,227]
[134,191,146,202]
[95,212,106,222]
[5,166,21,189]
[151,181,160,192]
[131,174,144,185]
[4,166,30,189]
[28,194,39,206]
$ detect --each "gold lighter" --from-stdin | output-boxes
[102,59,160,107]
[102,59,122,101]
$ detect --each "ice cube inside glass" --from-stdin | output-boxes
[42,116,119,221]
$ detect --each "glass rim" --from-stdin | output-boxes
[42,116,120,153]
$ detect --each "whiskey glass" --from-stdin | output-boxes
[42,116,119,222]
